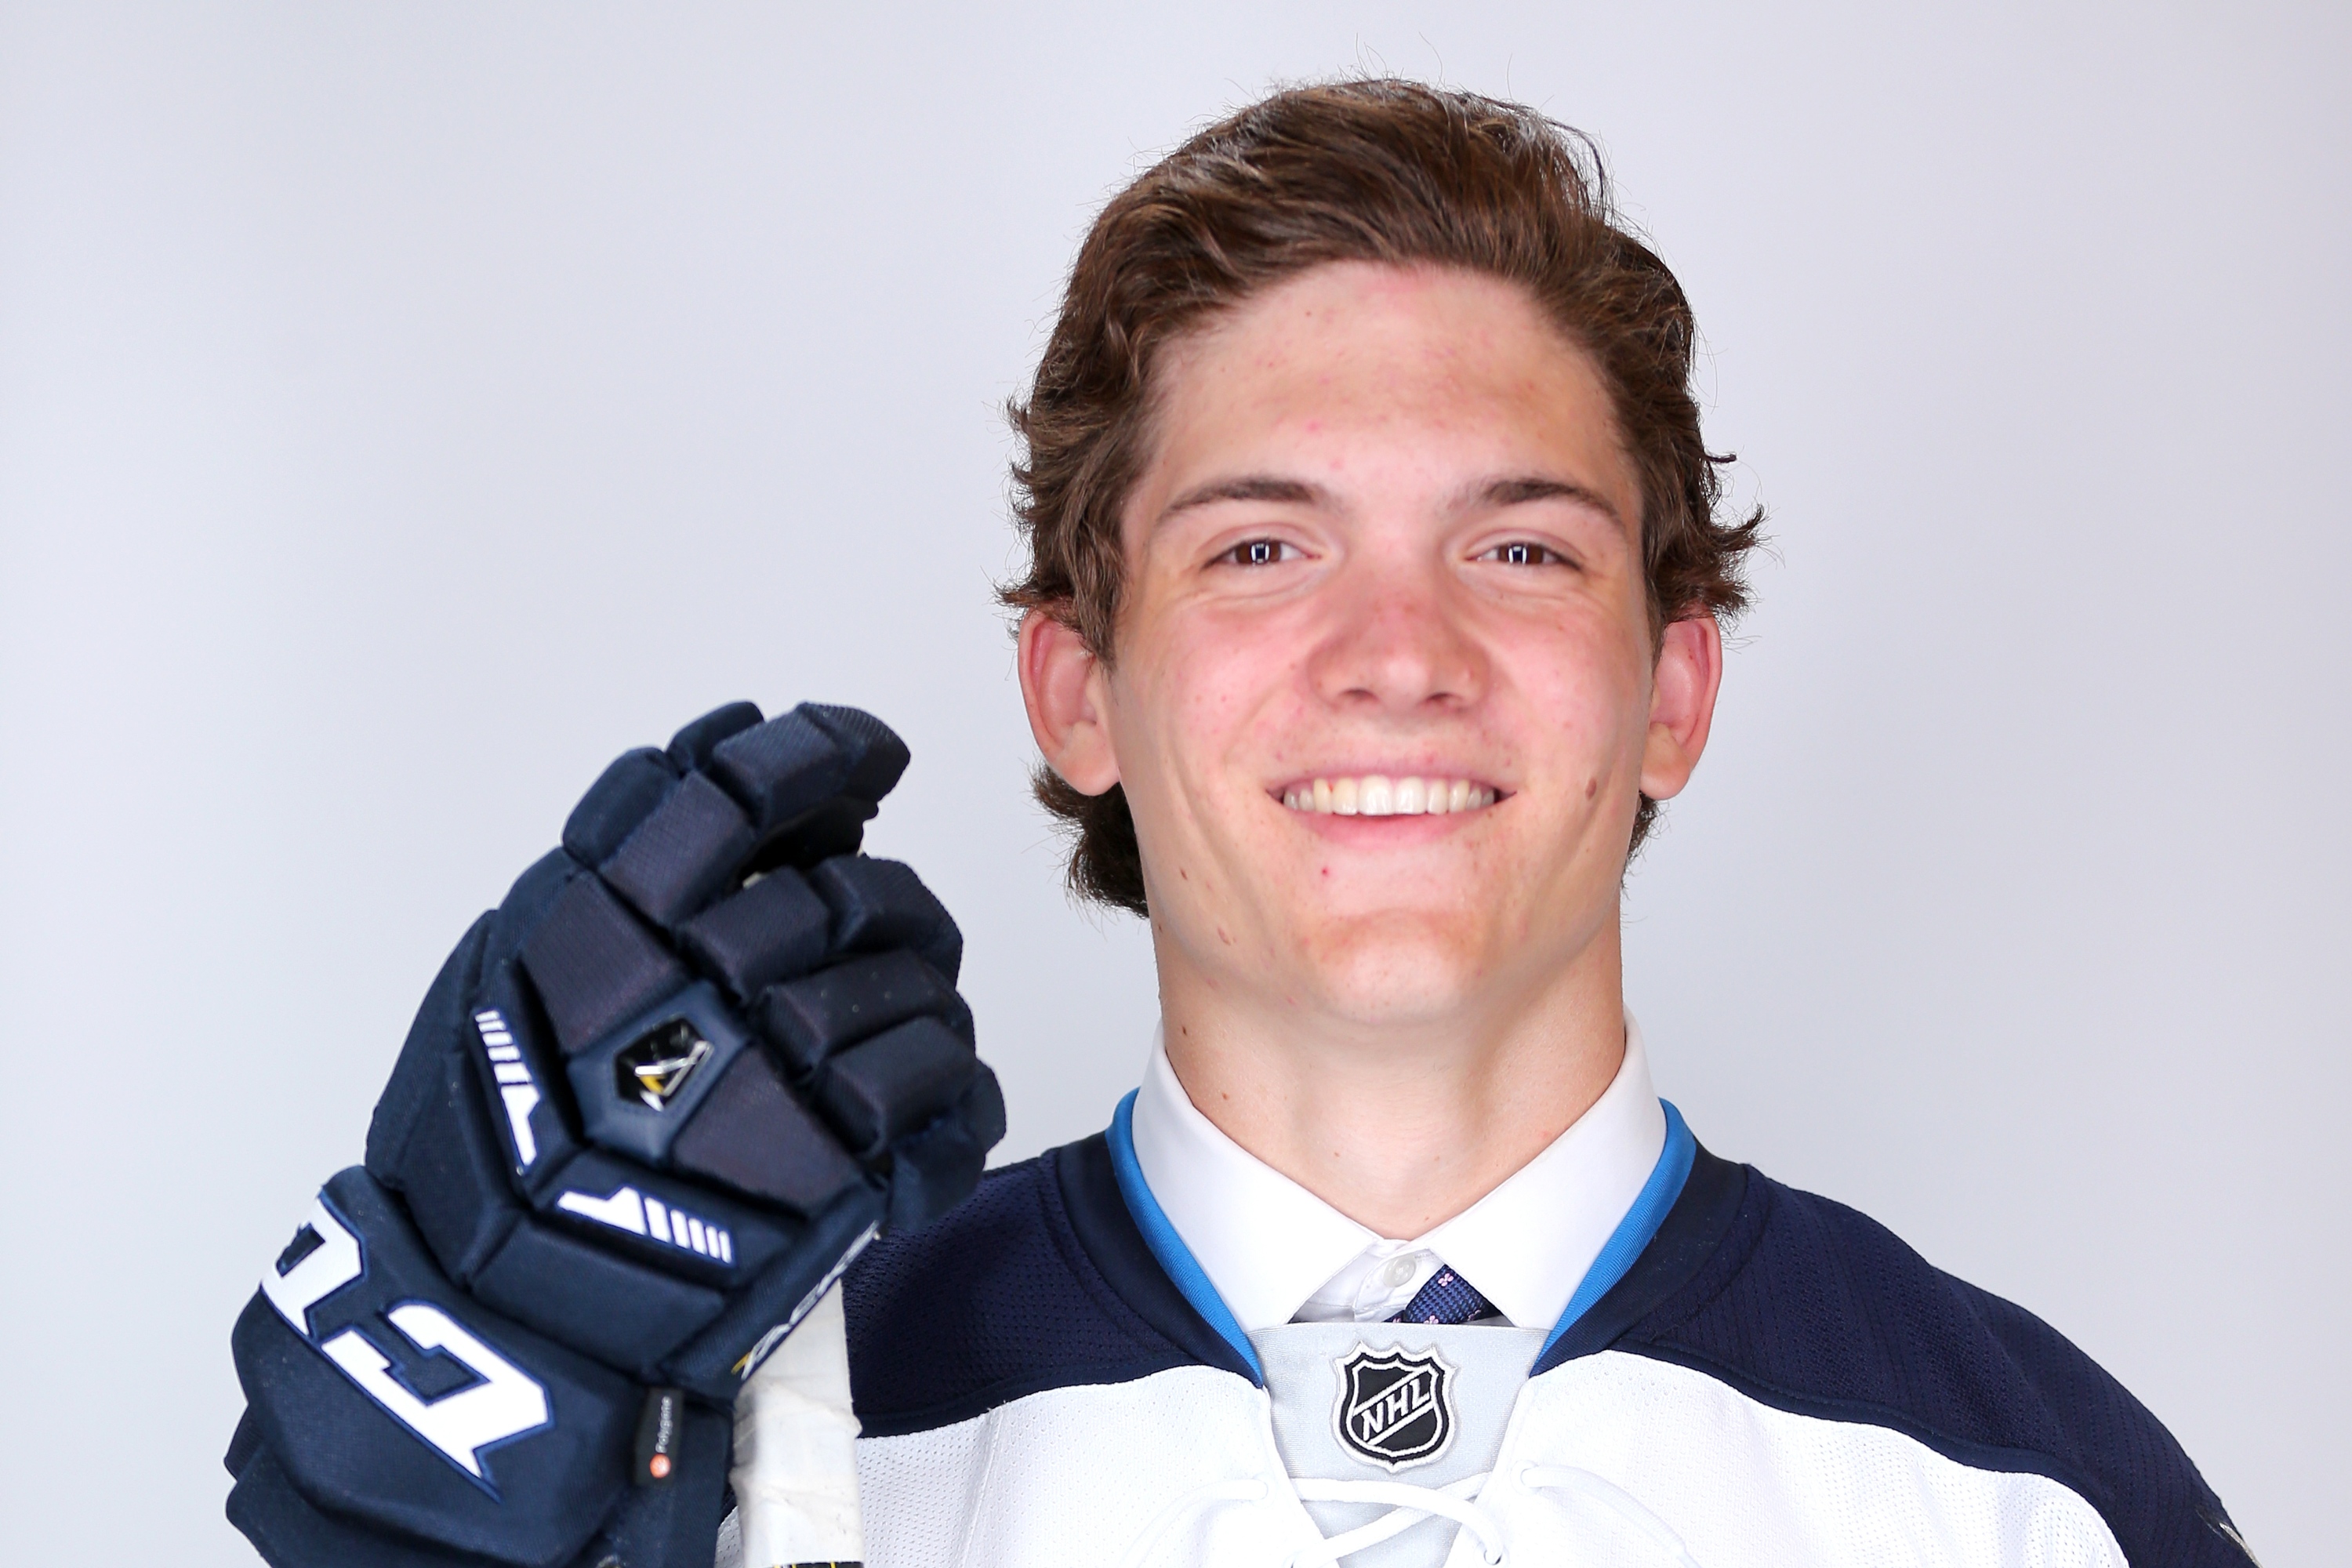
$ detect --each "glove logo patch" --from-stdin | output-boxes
[556,1183,735,1264]
[474,1009,542,1171]
[615,1018,714,1111]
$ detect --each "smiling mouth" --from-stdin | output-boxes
[1278,775,1501,816]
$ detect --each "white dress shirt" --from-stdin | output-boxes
[1127,1016,1668,1334]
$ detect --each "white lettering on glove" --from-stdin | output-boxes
[321,1305,550,1482]
[263,1190,551,1490]
[260,1196,364,1334]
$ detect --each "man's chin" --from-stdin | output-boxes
[1281,920,1512,1029]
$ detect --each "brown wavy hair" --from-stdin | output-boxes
[1002,79,1763,916]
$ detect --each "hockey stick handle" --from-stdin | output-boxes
[731,1280,865,1568]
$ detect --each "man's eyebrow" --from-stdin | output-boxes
[1476,475,1626,531]
[1160,474,1329,519]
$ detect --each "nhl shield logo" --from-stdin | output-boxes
[1332,1343,1457,1472]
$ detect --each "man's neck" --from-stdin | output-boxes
[1154,921,1629,1239]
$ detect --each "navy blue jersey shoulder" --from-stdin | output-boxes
[1559,1149,2250,1566]
[843,1133,1253,1439]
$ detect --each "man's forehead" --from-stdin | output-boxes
[1133,263,1635,516]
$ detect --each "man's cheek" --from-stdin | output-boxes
[1171,648,1295,762]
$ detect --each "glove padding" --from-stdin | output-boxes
[225,701,1004,1568]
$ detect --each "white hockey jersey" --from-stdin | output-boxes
[776,1099,2249,1566]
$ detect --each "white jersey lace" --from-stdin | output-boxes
[1112,1461,1706,1567]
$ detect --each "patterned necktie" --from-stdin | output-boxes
[1388,1264,1494,1325]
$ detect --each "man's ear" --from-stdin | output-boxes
[1018,608,1122,795]
[1639,613,1723,802]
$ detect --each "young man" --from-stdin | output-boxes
[225,82,2252,1567]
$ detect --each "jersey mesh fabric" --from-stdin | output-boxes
[1609,1169,2249,1565]
[844,1139,1249,1441]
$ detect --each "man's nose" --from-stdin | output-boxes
[1306,560,1486,715]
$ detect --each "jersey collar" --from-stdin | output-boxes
[1123,1017,1672,1336]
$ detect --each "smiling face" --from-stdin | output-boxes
[1022,260,1719,1042]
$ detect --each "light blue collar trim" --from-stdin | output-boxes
[1107,1090,1265,1381]
[1536,1098,1697,1359]
[1109,1090,1698,1377]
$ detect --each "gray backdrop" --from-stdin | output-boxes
[2,2,2343,1559]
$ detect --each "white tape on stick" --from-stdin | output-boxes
[730,1281,865,1567]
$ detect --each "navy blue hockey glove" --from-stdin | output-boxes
[224,701,1004,1568]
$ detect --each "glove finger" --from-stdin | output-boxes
[706,704,910,872]
[959,1056,1007,1147]
[557,700,766,905]
[755,950,971,1081]
[596,773,760,931]
[706,707,854,833]
[809,855,964,983]
[665,699,764,773]
[675,868,832,1002]
[811,1015,979,1160]
[485,848,590,969]
[668,1047,867,1214]
[883,1064,1005,1232]
[560,748,681,869]
[520,874,695,1056]
[803,702,912,801]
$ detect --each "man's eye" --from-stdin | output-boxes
[1221,539,1294,566]
[1482,541,1564,566]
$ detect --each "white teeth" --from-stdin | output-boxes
[1279,775,1497,816]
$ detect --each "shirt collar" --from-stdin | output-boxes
[1127,1017,1668,1334]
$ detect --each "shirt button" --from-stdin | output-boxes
[1384,1258,1416,1287]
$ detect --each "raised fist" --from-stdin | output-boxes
[224,701,1003,1568]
